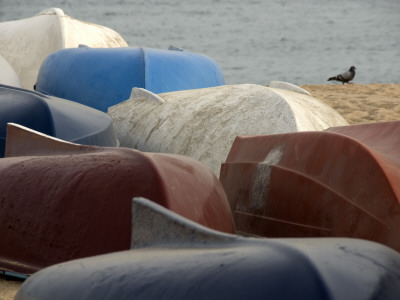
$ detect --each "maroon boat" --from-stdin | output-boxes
[220,121,400,252]
[0,123,235,275]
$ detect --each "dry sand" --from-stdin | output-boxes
[1,83,399,299]
[0,275,23,300]
[301,83,400,124]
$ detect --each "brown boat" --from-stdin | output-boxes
[0,124,234,275]
[220,121,400,251]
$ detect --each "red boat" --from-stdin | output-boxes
[0,124,234,275]
[220,121,400,252]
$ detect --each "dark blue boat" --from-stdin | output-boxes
[15,197,400,300]
[35,46,225,112]
[0,84,118,157]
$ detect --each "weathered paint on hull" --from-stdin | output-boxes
[0,84,119,157]
[0,124,234,275]
[220,121,400,251]
[108,84,348,175]
[0,8,127,89]
[15,197,400,300]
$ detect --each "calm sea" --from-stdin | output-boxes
[1,0,399,85]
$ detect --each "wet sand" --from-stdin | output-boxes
[2,83,399,299]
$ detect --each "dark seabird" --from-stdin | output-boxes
[328,66,356,84]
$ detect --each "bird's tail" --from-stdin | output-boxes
[327,76,337,81]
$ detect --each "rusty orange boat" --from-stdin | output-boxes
[220,121,400,251]
[0,123,234,276]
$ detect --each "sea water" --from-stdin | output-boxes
[1,0,399,85]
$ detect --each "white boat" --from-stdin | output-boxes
[108,83,348,175]
[0,8,128,90]
[0,54,21,87]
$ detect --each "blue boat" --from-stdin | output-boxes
[0,84,118,157]
[15,197,400,300]
[35,46,225,112]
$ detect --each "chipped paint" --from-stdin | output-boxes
[250,147,284,211]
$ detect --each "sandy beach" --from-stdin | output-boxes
[301,83,400,124]
[1,83,399,299]
[0,275,23,300]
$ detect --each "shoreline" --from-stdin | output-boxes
[1,83,399,299]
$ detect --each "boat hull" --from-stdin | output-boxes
[0,54,21,88]
[220,121,400,251]
[108,84,348,175]
[0,124,234,275]
[35,46,225,112]
[15,197,400,300]
[0,8,127,90]
[0,84,118,157]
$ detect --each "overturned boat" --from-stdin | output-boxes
[0,54,21,88]
[0,7,127,89]
[220,120,400,252]
[0,124,234,275]
[34,45,225,112]
[108,84,348,175]
[15,197,400,300]
[0,84,118,157]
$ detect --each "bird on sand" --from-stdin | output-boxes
[327,66,356,84]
